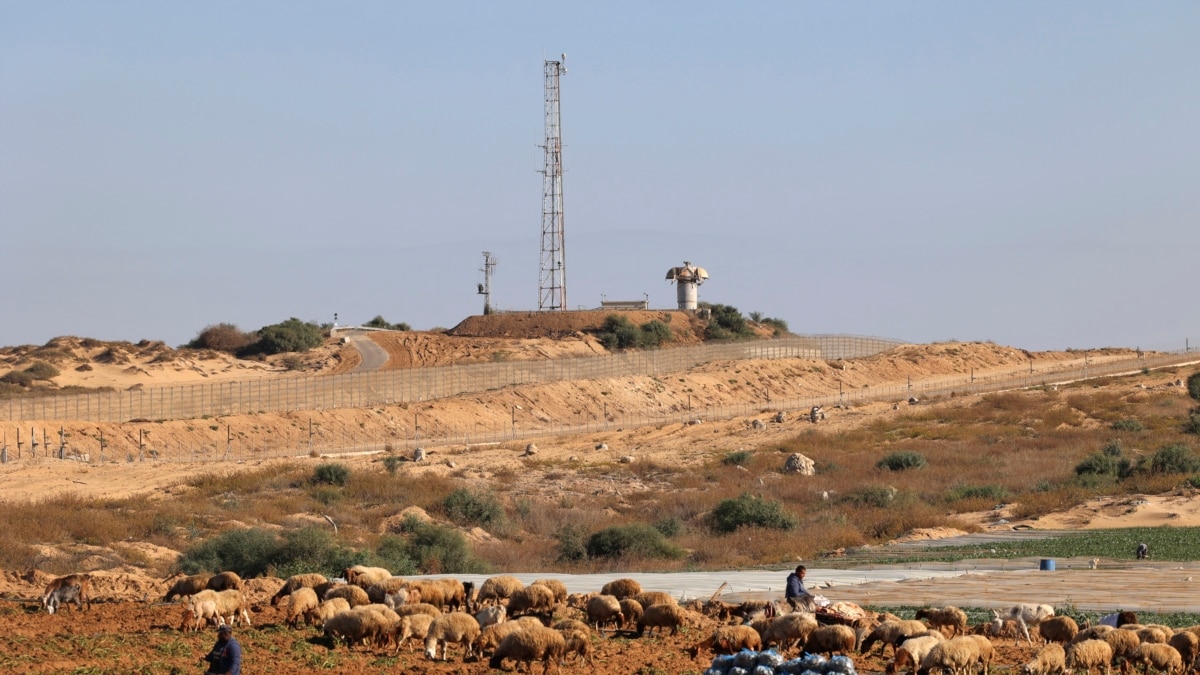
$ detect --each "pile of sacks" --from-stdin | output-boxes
[705,651,857,675]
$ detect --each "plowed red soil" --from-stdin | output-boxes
[0,598,1046,674]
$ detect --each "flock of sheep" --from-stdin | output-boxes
[38,568,1200,674]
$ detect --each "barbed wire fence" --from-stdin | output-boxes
[0,336,1197,465]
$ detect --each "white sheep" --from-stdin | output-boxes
[888,635,945,675]
[187,589,250,627]
[179,598,225,632]
[424,612,481,661]
[863,620,933,656]
[474,604,507,630]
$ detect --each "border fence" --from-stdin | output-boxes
[1,334,903,424]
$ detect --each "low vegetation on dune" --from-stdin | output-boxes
[2,367,1196,578]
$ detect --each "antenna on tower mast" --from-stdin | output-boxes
[478,251,497,315]
[538,55,567,311]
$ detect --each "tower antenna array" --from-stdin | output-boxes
[477,251,497,315]
[538,54,567,311]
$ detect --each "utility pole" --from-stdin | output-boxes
[478,251,497,315]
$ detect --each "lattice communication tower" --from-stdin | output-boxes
[477,251,497,315]
[539,55,567,311]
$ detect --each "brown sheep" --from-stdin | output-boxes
[474,616,546,656]
[271,573,328,606]
[42,574,92,614]
[553,619,590,635]
[1134,644,1183,675]
[366,577,407,604]
[305,598,351,627]
[344,565,392,589]
[187,589,250,627]
[478,575,524,607]
[600,578,643,601]
[561,626,593,665]
[508,584,557,619]
[403,580,448,609]
[636,603,695,637]
[863,620,933,656]
[760,612,819,653]
[916,607,969,638]
[180,597,224,632]
[919,636,982,675]
[205,571,242,592]
[489,625,566,673]
[585,595,624,636]
[566,592,596,610]
[1071,626,1115,645]
[619,598,644,630]
[1104,628,1142,668]
[392,613,436,654]
[324,584,371,608]
[807,624,857,657]
[163,573,212,602]
[532,578,568,605]
[284,588,320,628]
[1040,617,1081,645]
[1167,632,1199,671]
[424,612,481,661]
[1065,639,1114,675]
[633,590,676,609]
[689,625,763,658]
[964,634,994,675]
[1022,642,1066,675]
[394,602,443,619]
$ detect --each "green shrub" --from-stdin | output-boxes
[1184,411,1200,436]
[280,355,305,371]
[1146,444,1200,475]
[722,451,752,467]
[0,371,34,387]
[1111,419,1144,432]
[187,323,257,353]
[1188,372,1200,402]
[312,463,350,486]
[364,315,411,331]
[700,303,756,340]
[554,524,589,563]
[841,485,897,509]
[178,528,281,577]
[876,451,927,472]
[272,527,367,579]
[382,455,403,475]
[393,517,488,574]
[374,535,418,576]
[586,524,684,560]
[1075,452,1119,476]
[24,361,60,381]
[442,489,504,528]
[709,494,797,533]
[596,315,672,350]
[639,320,672,347]
[760,317,789,336]
[653,516,682,538]
[251,318,324,355]
[946,484,1010,502]
[1188,475,1200,490]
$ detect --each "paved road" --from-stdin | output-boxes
[344,331,389,372]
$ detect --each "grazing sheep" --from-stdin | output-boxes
[164,573,213,602]
[366,577,408,604]
[285,588,320,628]
[478,575,524,607]
[977,619,1022,642]
[1134,644,1183,675]
[474,618,544,656]
[566,592,596,610]
[271,573,328,606]
[1022,642,1067,675]
[919,636,982,675]
[690,624,763,658]
[424,578,469,612]
[41,574,92,615]
[382,589,410,610]
[600,578,642,601]
[585,595,624,636]
[1137,627,1170,645]
[393,613,436,654]
[995,604,1056,645]
[394,602,443,619]
[888,635,946,675]
[636,603,695,637]
[489,625,566,673]
[759,612,819,653]
[180,598,225,632]
[1103,628,1142,667]
[305,598,351,627]
[964,634,995,675]
[206,571,242,592]
[619,598,643,630]
[324,584,371,608]
[807,624,857,657]
[187,589,250,627]
[1167,632,1198,671]
[324,608,389,649]
[560,627,593,665]
[344,565,392,589]
[1040,617,1081,645]
[402,580,448,609]
[1065,639,1114,675]
[474,604,507,630]
[553,619,589,634]
[1071,626,1115,645]
[633,590,676,609]
[532,579,568,605]
[507,584,557,619]
[917,607,970,638]
[863,620,934,656]
[424,612,481,661]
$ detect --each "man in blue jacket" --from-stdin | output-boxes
[202,624,242,675]
[785,565,809,610]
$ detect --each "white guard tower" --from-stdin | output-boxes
[665,261,708,310]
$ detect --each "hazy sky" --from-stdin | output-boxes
[3,2,1197,352]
